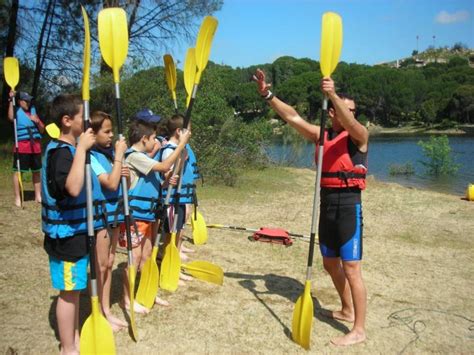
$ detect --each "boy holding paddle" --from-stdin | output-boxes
[253,69,368,346]
[121,118,190,312]
[42,94,99,354]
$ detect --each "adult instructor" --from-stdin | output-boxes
[253,69,368,346]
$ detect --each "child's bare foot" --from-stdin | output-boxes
[180,272,193,281]
[331,310,354,323]
[155,296,171,307]
[106,313,128,329]
[179,252,190,261]
[331,329,366,346]
[35,198,42,203]
[120,300,150,315]
[180,244,195,253]
[14,199,21,208]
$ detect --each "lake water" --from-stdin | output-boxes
[266,136,474,196]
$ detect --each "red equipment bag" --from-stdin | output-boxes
[252,227,293,246]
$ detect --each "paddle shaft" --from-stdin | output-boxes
[83,100,99,295]
[113,83,134,264]
[11,96,22,178]
[305,98,328,280]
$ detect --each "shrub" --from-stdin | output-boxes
[389,163,415,176]
[418,135,459,176]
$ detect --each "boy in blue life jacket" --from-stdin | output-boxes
[157,114,196,282]
[120,119,190,313]
[8,90,45,206]
[42,94,98,354]
[89,111,129,331]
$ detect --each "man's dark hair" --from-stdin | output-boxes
[49,94,83,127]
[327,92,355,111]
[128,119,155,146]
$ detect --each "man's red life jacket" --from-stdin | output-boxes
[315,130,367,190]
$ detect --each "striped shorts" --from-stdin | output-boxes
[49,255,89,291]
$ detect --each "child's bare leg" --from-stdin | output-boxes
[122,241,149,314]
[177,230,190,262]
[12,173,21,207]
[95,229,110,309]
[57,290,80,355]
[102,228,127,330]
[32,171,41,203]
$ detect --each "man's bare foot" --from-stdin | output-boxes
[331,310,354,323]
[180,244,195,253]
[331,329,366,346]
[106,313,128,329]
[155,296,171,307]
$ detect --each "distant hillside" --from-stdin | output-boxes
[379,43,474,68]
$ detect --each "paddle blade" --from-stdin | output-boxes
[160,232,181,292]
[128,264,138,341]
[3,57,19,90]
[45,123,60,139]
[80,296,116,355]
[81,6,91,100]
[98,8,129,83]
[292,280,313,349]
[182,260,223,285]
[136,247,159,310]
[184,48,196,96]
[194,16,218,84]
[320,12,343,77]
[163,54,177,101]
[18,173,24,208]
[191,210,208,245]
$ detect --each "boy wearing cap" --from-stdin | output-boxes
[8,90,45,206]
[121,117,190,312]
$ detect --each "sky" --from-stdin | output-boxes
[173,0,474,68]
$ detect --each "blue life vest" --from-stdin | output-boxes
[91,147,124,225]
[126,149,162,221]
[16,106,42,141]
[187,145,201,182]
[42,140,104,238]
[157,143,195,204]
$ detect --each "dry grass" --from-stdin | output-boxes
[0,167,473,354]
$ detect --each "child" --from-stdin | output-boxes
[8,90,44,206]
[42,94,99,354]
[89,111,129,331]
[158,114,195,280]
[121,118,190,313]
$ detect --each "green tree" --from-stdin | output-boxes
[418,135,459,176]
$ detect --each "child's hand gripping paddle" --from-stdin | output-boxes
[3,57,24,208]
[98,7,138,342]
[79,7,116,354]
[291,12,343,350]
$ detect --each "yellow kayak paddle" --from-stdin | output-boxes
[79,6,116,354]
[98,7,137,342]
[291,12,343,350]
[3,57,24,208]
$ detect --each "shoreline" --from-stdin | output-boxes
[367,124,474,136]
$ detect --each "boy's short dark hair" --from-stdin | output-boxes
[128,119,156,146]
[49,94,83,128]
[90,111,112,134]
[166,114,184,135]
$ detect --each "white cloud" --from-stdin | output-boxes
[435,10,470,24]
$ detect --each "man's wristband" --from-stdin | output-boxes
[261,90,274,101]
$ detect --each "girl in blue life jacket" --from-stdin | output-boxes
[89,111,129,331]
